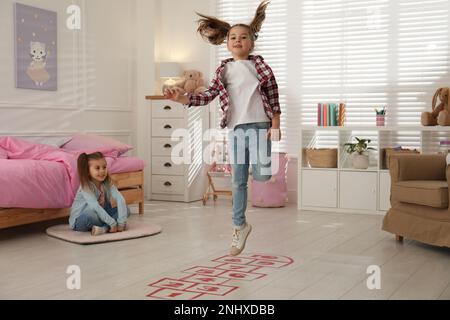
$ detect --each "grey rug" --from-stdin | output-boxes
[46,219,162,245]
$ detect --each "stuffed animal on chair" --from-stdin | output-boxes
[421,87,450,126]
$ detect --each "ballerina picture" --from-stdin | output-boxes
[14,3,57,91]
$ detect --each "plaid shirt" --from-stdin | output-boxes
[187,55,281,129]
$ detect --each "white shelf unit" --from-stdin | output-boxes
[298,126,450,215]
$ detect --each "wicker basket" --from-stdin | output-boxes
[383,148,420,169]
[305,148,338,168]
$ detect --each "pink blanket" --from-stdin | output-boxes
[107,156,145,174]
[0,137,145,209]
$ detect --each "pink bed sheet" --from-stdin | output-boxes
[0,159,74,208]
[0,136,146,209]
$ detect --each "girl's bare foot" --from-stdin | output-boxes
[109,225,118,233]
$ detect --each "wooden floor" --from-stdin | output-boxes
[0,200,449,300]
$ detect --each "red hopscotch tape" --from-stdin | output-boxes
[148,277,197,290]
[147,287,204,300]
[182,265,267,281]
[148,277,239,296]
[238,253,295,265]
[184,282,239,296]
[212,255,258,265]
[217,270,267,281]
[214,263,262,273]
[182,266,227,277]
[180,274,230,285]
[248,260,293,268]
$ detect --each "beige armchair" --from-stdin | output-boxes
[382,153,450,247]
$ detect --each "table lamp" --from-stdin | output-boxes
[158,62,182,94]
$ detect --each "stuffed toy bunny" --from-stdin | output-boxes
[421,87,450,126]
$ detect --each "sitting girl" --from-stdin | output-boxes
[69,152,130,236]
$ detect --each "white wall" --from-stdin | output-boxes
[0,0,146,150]
[154,0,211,92]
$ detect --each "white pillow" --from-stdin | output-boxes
[38,136,73,148]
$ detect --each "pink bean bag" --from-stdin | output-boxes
[251,152,289,207]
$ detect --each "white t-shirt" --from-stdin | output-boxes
[223,60,270,129]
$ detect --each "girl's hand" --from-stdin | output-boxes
[267,128,281,141]
[164,87,186,103]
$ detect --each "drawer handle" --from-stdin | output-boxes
[164,105,172,111]
[164,181,172,187]
[164,144,172,148]
[164,124,172,129]
[164,162,172,167]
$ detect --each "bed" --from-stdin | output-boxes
[0,136,145,229]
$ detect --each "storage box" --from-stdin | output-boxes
[305,148,338,168]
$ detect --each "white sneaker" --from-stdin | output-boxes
[230,223,252,256]
[91,226,108,236]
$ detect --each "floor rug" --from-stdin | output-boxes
[46,219,162,245]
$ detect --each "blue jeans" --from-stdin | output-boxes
[73,201,128,232]
[228,122,272,227]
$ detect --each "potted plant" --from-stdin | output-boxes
[344,137,376,169]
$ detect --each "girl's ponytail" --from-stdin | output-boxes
[196,13,231,45]
[249,0,270,41]
[77,153,90,191]
[196,1,270,45]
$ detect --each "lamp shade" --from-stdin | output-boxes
[158,62,182,79]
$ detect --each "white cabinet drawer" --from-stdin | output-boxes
[379,171,391,211]
[151,175,184,194]
[339,171,377,210]
[301,170,337,208]
[151,156,184,175]
[152,118,185,137]
[152,100,184,118]
[152,138,182,156]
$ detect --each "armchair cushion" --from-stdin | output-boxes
[390,154,446,182]
[393,180,448,208]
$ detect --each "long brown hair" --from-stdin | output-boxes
[196,0,270,45]
[77,152,112,193]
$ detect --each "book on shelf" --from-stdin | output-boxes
[317,102,345,127]
[338,103,346,126]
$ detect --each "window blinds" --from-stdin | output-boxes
[215,0,450,156]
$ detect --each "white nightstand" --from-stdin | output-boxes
[145,96,209,202]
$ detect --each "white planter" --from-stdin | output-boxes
[352,154,369,169]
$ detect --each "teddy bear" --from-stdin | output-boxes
[175,70,207,95]
[421,87,450,126]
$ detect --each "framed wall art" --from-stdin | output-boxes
[14,3,57,91]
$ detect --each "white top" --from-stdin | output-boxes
[223,60,270,129]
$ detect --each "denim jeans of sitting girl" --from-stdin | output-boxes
[228,122,272,227]
[73,201,130,232]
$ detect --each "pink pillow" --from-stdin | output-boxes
[61,134,132,156]
[0,147,7,159]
